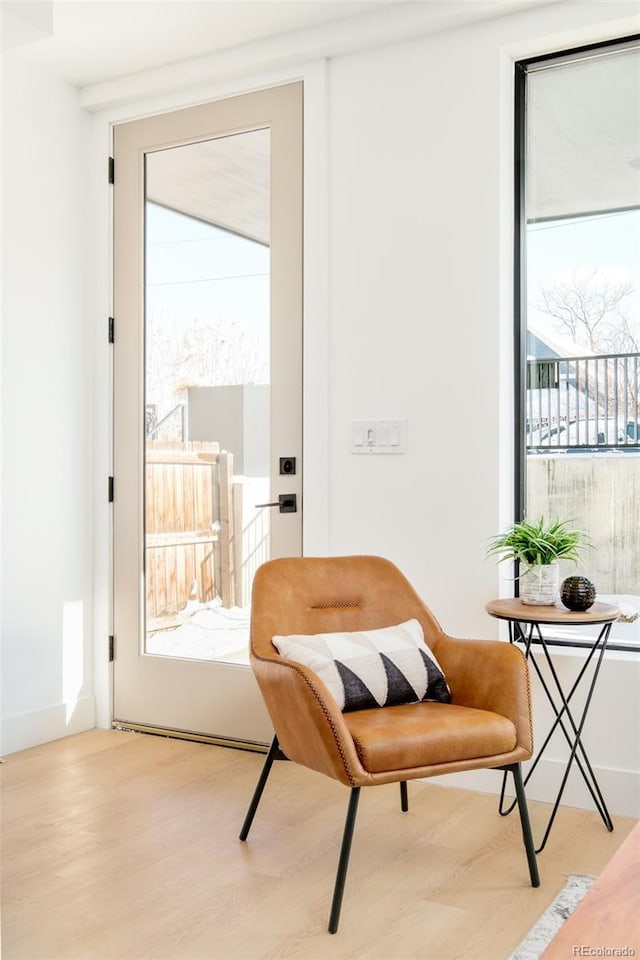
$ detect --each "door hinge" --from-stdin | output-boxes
[108,156,115,184]
[109,635,115,662]
[108,476,114,502]
[108,316,115,343]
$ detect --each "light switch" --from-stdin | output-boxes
[350,420,407,454]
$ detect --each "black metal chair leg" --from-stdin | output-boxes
[328,788,361,934]
[239,736,280,841]
[511,763,540,887]
[400,780,408,812]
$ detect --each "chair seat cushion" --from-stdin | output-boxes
[343,701,517,773]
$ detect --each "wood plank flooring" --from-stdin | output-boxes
[1,730,636,960]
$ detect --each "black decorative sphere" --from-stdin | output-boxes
[561,576,596,612]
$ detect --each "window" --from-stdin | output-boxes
[515,38,640,649]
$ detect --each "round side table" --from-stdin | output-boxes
[486,597,619,853]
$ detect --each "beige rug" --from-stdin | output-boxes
[508,874,595,960]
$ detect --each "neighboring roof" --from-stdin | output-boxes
[526,319,596,359]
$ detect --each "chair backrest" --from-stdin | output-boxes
[250,555,445,660]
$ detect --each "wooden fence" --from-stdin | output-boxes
[145,441,235,620]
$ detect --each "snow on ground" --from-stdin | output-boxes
[147,598,250,663]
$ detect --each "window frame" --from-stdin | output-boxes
[513,35,640,653]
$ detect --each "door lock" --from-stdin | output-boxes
[255,493,297,513]
[279,457,296,475]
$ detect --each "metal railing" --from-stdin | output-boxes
[526,351,640,451]
[146,403,186,441]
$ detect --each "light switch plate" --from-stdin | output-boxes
[350,419,407,454]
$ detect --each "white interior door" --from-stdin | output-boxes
[112,83,302,746]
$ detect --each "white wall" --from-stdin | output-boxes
[1,54,94,753]
[2,0,639,817]
[323,2,640,816]
[326,2,639,635]
[328,28,505,635]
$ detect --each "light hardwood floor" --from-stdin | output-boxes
[1,730,636,960]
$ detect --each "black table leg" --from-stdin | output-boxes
[531,622,613,851]
[499,618,614,852]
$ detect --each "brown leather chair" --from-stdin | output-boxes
[240,556,539,932]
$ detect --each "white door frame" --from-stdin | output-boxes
[89,61,330,730]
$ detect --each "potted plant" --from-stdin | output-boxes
[487,517,587,605]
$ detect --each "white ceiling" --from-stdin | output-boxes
[2,0,553,89]
[1,0,421,87]
[3,0,636,231]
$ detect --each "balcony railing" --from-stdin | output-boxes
[526,351,640,451]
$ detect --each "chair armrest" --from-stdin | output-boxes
[433,635,533,756]
[250,652,365,787]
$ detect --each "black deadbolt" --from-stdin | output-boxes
[279,457,296,475]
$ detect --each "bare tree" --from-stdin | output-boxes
[169,316,267,393]
[533,268,640,425]
[536,267,638,353]
[146,313,268,426]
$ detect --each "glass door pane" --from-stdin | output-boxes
[144,129,271,663]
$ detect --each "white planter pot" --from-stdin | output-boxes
[520,563,560,605]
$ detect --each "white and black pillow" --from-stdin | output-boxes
[272,618,451,712]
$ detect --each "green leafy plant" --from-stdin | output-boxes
[486,517,588,570]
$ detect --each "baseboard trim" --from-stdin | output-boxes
[433,757,639,818]
[113,720,269,753]
[1,696,96,756]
